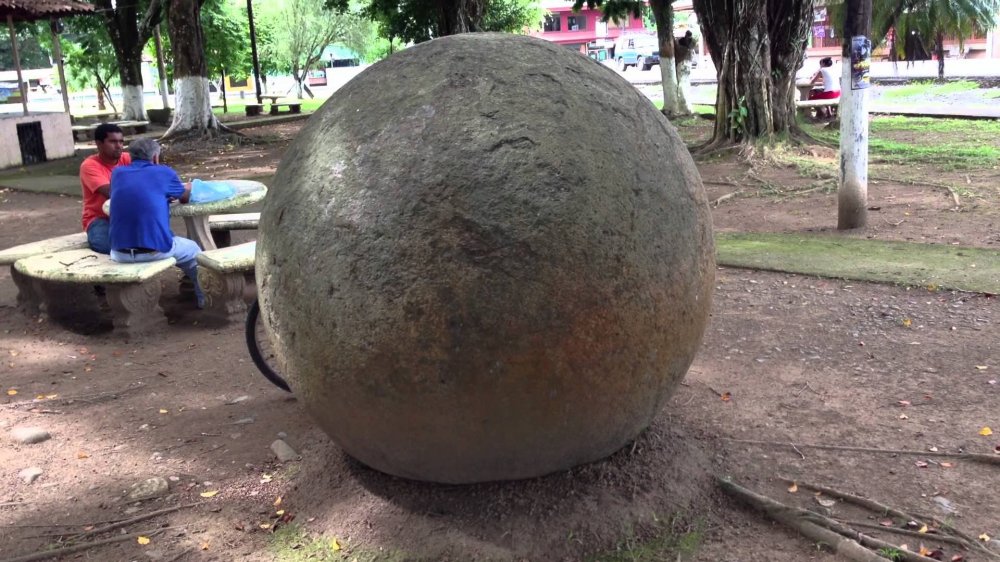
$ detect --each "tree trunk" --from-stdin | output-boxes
[97,0,161,121]
[694,0,814,145]
[650,0,680,116]
[437,0,484,35]
[164,0,228,139]
[96,73,107,110]
[935,32,945,79]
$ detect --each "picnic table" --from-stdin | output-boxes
[103,179,267,251]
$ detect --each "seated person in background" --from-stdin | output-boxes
[109,138,206,309]
[809,57,840,118]
[80,123,131,254]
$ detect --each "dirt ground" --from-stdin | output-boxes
[0,119,998,562]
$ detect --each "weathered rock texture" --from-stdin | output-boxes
[258,33,715,483]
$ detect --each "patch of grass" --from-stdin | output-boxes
[879,79,980,100]
[587,516,704,562]
[984,89,1000,99]
[269,524,409,562]
[716,232,1000,294]
[868,138,1000,170]
[870,116,1000,138]
[212,97,326,117]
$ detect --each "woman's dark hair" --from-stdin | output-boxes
[820,57,834,67]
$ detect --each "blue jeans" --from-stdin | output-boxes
[111,237,206,307]
[87,218,111,254]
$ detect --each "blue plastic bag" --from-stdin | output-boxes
[190,179,237,203]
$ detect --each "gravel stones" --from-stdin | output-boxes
[10,427,51,444]
[270,439,299,462]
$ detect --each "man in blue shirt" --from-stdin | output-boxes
[109,138,206,309]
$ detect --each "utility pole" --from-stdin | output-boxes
[246,0,263,104]
[838,0,873,229]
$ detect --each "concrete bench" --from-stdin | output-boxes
[196,241,255,320]
[245,104,264,117]
[208,212,260,247]
[0,233,89,313]
[269,103,302,115]
[14,249,176,337]
[71,120,150,141]
[795,99,838,119]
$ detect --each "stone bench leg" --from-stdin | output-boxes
[106,282,167,337]
[11,265,42,315]
[199,267,248,321]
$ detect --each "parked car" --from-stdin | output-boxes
[612,34,660,71]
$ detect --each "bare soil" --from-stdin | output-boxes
[0,119,998,562]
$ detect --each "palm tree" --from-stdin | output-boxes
[892,0,999,78]
[834,0,1000,79]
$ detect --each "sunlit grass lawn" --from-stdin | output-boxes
[212,97,326,117]
[879,79,982,101]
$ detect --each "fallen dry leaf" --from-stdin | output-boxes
[898,400,912,407]
[200,542,210,551]
[259,523,271,530]
[918,545,931,556]
[158,409,168,414]
[814,495,837,508]
[77,451,89,459]
[951,555,965,562]
[274,496,282,506]
[940,462,954,468]
[901,318,912,328]
[918,525,929,533]
[980,533,991,542]
[980,427,994,436]
[720,392,732,402]
[915,460,929,468]
[137,536,151,545]
[976,366,989,370]
[899,414,909,420]
[879,519,894,527]
[276,509,285,516]
[787,482,798,493]
[200,490,219,498]
[331,538,342,551]
[6,389,17,396]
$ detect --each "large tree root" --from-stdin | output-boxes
[722,438,1000,467]
[717,477,957,562]
[159,120,244,143]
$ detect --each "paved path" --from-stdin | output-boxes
[687,99,1000,119]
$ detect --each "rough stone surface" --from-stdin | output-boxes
[127,477,170,501]
[270,439,299,462]
[10,427,51,444]
[18,467,43,484]
[258,33,715,483]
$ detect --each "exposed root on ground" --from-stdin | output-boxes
[159,121,245,144]
[722,438,1000,467]
[870,176,962,208]
[718,477,998,562]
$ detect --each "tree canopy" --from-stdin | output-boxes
[325,0,543,44]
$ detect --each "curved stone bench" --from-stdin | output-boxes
[196,241,255,321]
[15,249,176,337]
[208,212,260,247]
[0,233,89,313]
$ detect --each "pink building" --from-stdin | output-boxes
[529,0,649,60]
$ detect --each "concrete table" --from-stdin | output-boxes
[104,180,267,251]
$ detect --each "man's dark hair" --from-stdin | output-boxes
[94,123,123,142]
[820,57,834,67]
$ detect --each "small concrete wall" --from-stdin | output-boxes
[0,112,74,170]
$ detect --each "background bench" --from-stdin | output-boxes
[245,104,264,117]
[269,103,301,115]
[0,233,89,314]
[71,120,150,141]
[15,249,176,337]
[208,212,260,247]
[196,241,255,320]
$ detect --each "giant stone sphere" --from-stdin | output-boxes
[257,33,715,484]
